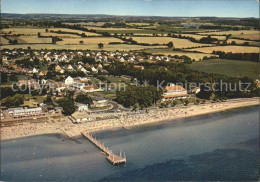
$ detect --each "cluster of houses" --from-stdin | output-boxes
[1,49,201,119]
[2,49,184,66]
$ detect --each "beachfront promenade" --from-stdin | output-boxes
[81,131,126,165]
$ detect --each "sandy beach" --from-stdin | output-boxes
[1,97,259,141]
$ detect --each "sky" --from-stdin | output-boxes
[2,0,259,18]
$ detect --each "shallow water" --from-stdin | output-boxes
[1,106,259,181]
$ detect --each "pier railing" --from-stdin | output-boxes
[81,131,126,165]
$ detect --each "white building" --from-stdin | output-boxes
[76,103,89,112]
[64,76,75,85]
[91,67,98,73]
[162,83,189,101]
[8,107,44,119]
[32,68,39,74]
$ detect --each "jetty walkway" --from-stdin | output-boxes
[81,131,126,165]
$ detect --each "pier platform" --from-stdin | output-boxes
[81,131,126,165]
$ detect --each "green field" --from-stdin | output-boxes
[190,59,260,79]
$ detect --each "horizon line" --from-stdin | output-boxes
[1,12,259,19]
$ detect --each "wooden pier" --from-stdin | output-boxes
[81,131,126,165]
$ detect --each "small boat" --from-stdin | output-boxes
[101,151,106,155]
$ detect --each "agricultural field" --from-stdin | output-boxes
[1,43,165,51]
[65,22,106,27]
[143,48,218,61]
[9,36,52,44]
[0,37,10,45]
[155,25,212,33]
[56,37,123,45]
[126,23,151,26]
[180,34,227,41]
[1,27,101,36]
[187,45,259,53]
[129,36,212,48]
[199,30,259,41]
[227,39,259,46]
[190,59,260,79]
[85,27,161,34]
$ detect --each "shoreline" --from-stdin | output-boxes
[1,97,259,142]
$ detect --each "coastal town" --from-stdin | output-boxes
[1,47,259,141]
[1,9,260,159]
[1,0,260,180]
[1,21,260,140]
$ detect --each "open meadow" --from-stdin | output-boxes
[129,36,213,48]
[199,30,259,41]
[188,45,259,53]
[226,39,259,46]
[190,59,260,79]
[179,34,227,41]
[1,43,165,51]
[143,48,218,61]
[1,27,101,36]
[9,36,52,44]
[56,37,123,45]
[0,37,10,45]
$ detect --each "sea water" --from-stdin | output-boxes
[1,106,259,181]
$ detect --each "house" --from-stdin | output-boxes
[77,65,83,70]
[59,69,65,74]
[39,70,48,76]
[97,63,103,70]
[162,83,189,101]
[91,66,98,73]
[55,65,62,72]
[32,68,39,74]
[191,87,201,94]
[80,67,88,74]
[45,56,52,62]
[76,103,89,112]
[78,77,89,83]
[83,84,103,92]
[64,76,74,85]
[92,97,108,108]
[18,79,36,87]
[133,65,144,70]
[66,64,74,71]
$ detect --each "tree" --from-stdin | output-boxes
[197,85,212,99]
[10,74,18,81]
[1,94,24,107]
[44,95,53,105]
[184,99,189,106]
[75,94,93,105]
[33,58,40,65]
[243,42,249,46]
[195,99,200,105]
[98,43,104,49]
[116,85,162,108]
[168,41,174,48]
[171,100,177,107]
[79,40,84,44]
[45,29,49,33]
[1,72,8,83]
[132,103,139,111]
[57,97,75,116]
[231,41,236,45]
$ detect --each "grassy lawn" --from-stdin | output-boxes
[106,75,131,83]
[90,91,116,100]
[190,59,260,79]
